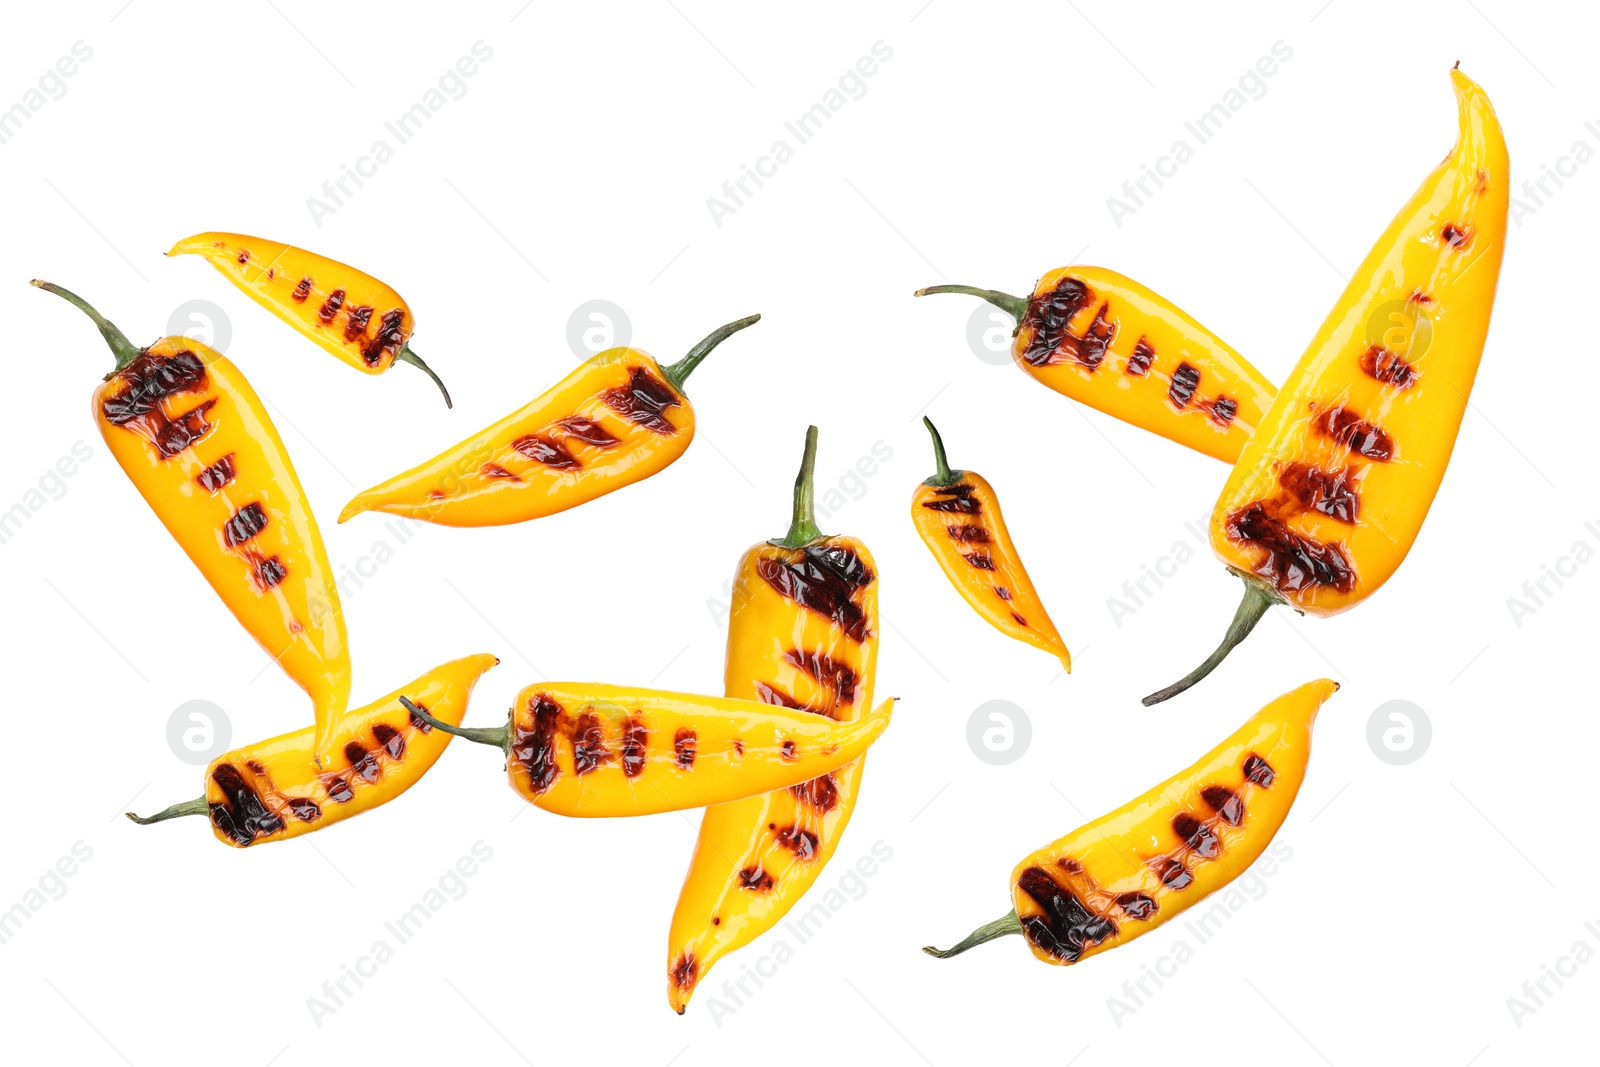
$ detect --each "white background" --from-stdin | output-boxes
[1,2,1593,1064]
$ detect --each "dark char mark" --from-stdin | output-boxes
[102,352,217,459]
[674,727,696,769]
[195,453,236,492]
[1211,397,1238,426]
[774,824,819,861]
[739,866,776,892]
[323,776,354,804]
[1168,362,1200,409]
[222,502,269,548]
[756,543,874,642]
[1441,223,1472,249]
[671,953,697,991]
[946,523,990,543]
[372,722,405,761]
[921,483,979,514]
[1201,785,1243,826]
[1172,812,1222,858]
[361,309,407,366]
[571,712,609,775]
[512,434,579,470]
[554,416,620,447]
[1116,892,1158,920]
[254,556,288,589]
[963,552,995,571]
[209,763,284,846]
[1153,857,1193,890]
[343,305,373,342]
[1127,336,1156,376]
[1020,276,1094,367]
[753,680,821,715]
[791,773,838,813]
[408,702,434,732]
[1243,753,1276,787]
[783,648,858,704]
[318,289,345,324]
[287,797,321,822]
[1315,405,1393,461]
[1360,345,1418,389]
[512,694,564,795]
[601,366,681,435]
[1015,866,1116,962]
[346,741,381,783]
[1278,462,1360,524]
[292,277,313,302]
[621,717,647,779]
[1225,504,1355,595]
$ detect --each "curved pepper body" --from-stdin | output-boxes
[93,336,351,761]
[1208,69,1508,616]
[1009,679,1336,964]
[667,533,880,1013]
[1012,266,1277,463]
[911,468,1070,670]
[340,349,693,526]
[201,654,497,847]
[169,233,415,375]
[500,682,894,817]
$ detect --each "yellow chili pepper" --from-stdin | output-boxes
[924,679,1337,966]
[127,654,497,847]
[1144,67,1508,705]
[402,682,893,817]
[338,315,760,527]
[667,426,881,1014]
[911,417,1071,671]
[34,281,352,766]
[917,266,1277,463]
[168,232,452,407]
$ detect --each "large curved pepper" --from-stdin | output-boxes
[917,266,1277,463]
[911,417,1071,671]
[128,654,497,847]
[169,232,452,407]
[666,426,881,1014]
[34,281,353,766]
[924,679,1337,966]
[338,314,760,526]
[403,681,893,817]
[1144,67,1508,705]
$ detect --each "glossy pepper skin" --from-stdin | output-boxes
[667,426,881,1014]
[925,679,1338,966]
[917,266,1277,463]
[911,418,1071,671]
[1145,68,1508,706]
[127,654,497,847]
[338,314,760,526]
[168,232,452,407]
[34,281,352,766]
[403,682,894,817]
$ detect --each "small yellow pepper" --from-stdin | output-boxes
[34,281,352,767]
[338,315,760,527]
[910,418,1071,671]
[668,426,881,1014]
[925,680,1337,965]
[403,682,893,817]
[128,654,497,847]
[169,232,452,406]
[1145,67,1508,704]
[917,266,1277,462]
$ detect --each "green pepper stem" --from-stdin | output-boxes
[1142,576,1280,706]
[399,696,507,753]
[922,910,1022,958]
[921,417,961,488]
[774,425,823,549]
[126,797,208,825]
[395,345,453,409]
[914,284,1028,322]
[659,313,761,395]
[32,280,143,375]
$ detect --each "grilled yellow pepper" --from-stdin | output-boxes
[35,281,352,766]
[169,232,452,407]
[1145,67,1508,705]
[667,426,881,1014]
[128,654,497,847]
[917,267,1277,462]
[925,679,1337,965]
[403,683,893,817]
[338,315,760,526]
[911,418,1071,671]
